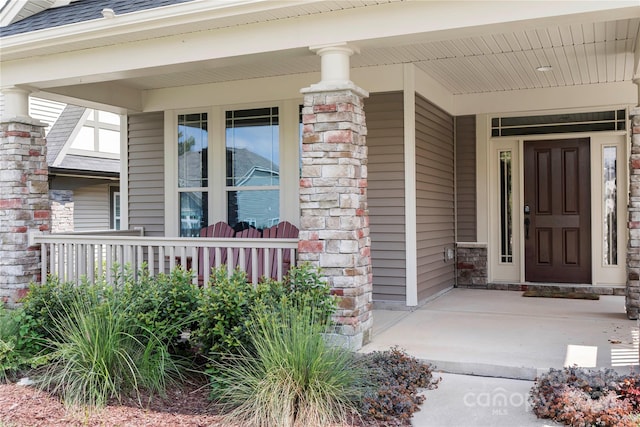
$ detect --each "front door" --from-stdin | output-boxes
[524,138,591,283]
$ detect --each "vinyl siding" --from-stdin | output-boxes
[455,115,477,242]
[367,92,406,303]
[73,184,110,231]
[128,112,165,237]
[30,97,66,134]
[415,94,455,302]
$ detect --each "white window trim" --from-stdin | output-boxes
[165,100,301,237]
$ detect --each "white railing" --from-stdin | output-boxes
[31,233,298,286]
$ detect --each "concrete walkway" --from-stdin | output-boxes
[361,288,639,427]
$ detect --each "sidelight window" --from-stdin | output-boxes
[499,151,513,263]
[603,146,617,265]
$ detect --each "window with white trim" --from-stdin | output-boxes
[177,113,208,237]
[225,107,280,229]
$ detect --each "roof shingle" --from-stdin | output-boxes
[1,0,195,37]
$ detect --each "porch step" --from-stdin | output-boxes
[456,282,626,296]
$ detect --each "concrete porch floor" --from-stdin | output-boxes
[362,289,639,425]
[361,288,640,380]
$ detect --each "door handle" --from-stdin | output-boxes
[524,217,530,240]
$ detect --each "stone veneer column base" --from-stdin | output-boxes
[456,242,488,288]
[299,85,372,351]
[0,118,49,307]
[627,107,640,319]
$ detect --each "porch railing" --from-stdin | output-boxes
[31,231,298,286]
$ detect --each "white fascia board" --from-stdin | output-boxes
[454,81,637,116]
[2,2,638,89]
[0,0,292,56]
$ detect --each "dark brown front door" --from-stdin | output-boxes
[524,138,591,283]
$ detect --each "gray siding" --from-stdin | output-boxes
[415,94,455,302]
[455,115,477,242]
[128,112,165,237]
[367,92,406,303]
[73,184,110,231]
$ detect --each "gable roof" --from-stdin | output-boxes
[46,104,86,165]
[46,104,120,176]
[0,0,195,36]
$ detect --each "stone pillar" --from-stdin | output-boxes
[0,87,49,306]
[627,106,640,319]
[299,44,372,350]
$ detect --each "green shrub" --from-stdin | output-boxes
[18,276,87,356]
[0,305,23,382]
[192,268,257,360]
[212,301,363,427]
[358,347,440,424]
[282,264,335,320]
[36,285,183,408]
[122,266,201,354]
[193,263,335,364]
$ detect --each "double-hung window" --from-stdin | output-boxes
[225,107,280,229]
[177,113,208,237]
[175,107,281,234]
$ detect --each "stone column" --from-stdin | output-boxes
[0,87,49,306]
[627,105,640,319]
[299,44,373,350]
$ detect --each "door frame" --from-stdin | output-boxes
[481,120,628,285]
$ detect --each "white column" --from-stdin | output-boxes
[1,86,31,121]
[304,43,365,96]
[634,77,640,107]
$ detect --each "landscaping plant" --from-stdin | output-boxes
[211,301,363,427]
[121,266,201,355]
[358,346,440,425]
[0,305,23,382]
[530,366,640,427]
[192,263,336,364]
[34,280,184,408]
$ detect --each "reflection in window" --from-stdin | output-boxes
[225,107,279,229]
[499,151,513,263]
[178,113,208,188]
[70,109,121,153]
[177,113,208,236]
[180,192,208,237]
[603,146,617,265]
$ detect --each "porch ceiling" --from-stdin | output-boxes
[84,17,640,96]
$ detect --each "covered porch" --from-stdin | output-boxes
[1,1,640,351]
